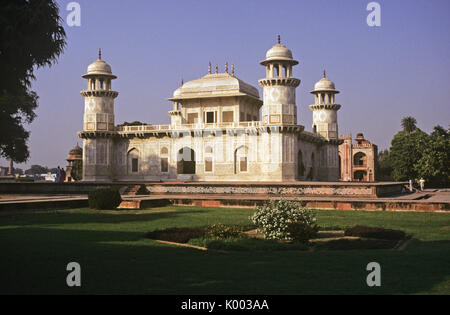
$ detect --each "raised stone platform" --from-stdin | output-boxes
[119,193,450,212]
[0,181,448,212]
[143,181,406,198]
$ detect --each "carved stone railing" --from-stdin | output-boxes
[116,121,263,133]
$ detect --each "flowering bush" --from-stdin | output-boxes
[250,199,319,241]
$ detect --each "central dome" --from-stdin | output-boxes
[169,73,260,101]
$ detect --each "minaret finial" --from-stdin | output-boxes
[181,78,184,86]
[323,69,326,78]
[232,64,235,76]
[215,65,218,74]
[277,35,281,44]
[208,62,211,74]
[99,48,102,60]
[225,62,228,74]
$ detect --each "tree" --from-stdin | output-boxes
[376,149,393,181]
[389,129,429,181]
[414,126,450,187]
[401,116,417,135]
[25,165,49,175]
[70,160,83,181]
[119,121,147,126]
[0,0,66,163]
[13,168,24,175]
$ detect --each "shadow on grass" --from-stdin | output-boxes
[0,207,205,227]
[0,225,449,295]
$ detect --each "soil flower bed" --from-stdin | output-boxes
[144,225,409,252]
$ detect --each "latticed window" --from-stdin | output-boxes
[205,157,213,172]
[240,157,247,172]
[132,158,138,172]
[161,158,168,173]
[161,147,169,173]
[222,111,234,123]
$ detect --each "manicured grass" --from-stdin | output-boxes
[0,206,449,294]
[188,237,309,252]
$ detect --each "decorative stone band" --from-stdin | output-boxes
[309,104,341,111]
[258,78,300,87]
[168,110,182,116]
[298,130,343,145]
[353,143,376,148]
[80,90,119,98]
[78,125,314,140]
[77,130,116,139]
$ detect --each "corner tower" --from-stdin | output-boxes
[81,49,118,132]
[79,50,119,182]
[258,36,300,125]
[309,71,341,140]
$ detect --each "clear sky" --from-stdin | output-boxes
[3,0,450,170]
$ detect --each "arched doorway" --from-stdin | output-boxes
[177,147,196,174]
[354,170,367,181]
[127,148,139,175]
[234,145,248,174]
[353,152,367,166]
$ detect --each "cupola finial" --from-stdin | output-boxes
[99,48,102,60]
[277,35,281,45]
[208,62,211,74]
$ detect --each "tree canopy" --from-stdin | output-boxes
[414,126,450,187]
[0,0,66,162]
[401,116,417,135]
[386,118,449,187]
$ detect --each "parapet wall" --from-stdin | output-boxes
[145,181,405,198]
[0,181,406,198]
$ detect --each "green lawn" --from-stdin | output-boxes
[0,206,449,294]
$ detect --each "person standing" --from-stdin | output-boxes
[56,166,61,183]
[60,168,66,183]
[419,178,425,191]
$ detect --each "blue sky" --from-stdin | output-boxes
[3,0,450,169]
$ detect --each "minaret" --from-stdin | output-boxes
[79,50,118,182]
[81,49,118,132]
[309,71,341,139]
[258,36,300,125]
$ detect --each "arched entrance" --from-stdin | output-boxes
[177,147,196,174]
[353,152,367,166]
[127,148,139,175]
[234,145,248,174]
[354,170,367,181]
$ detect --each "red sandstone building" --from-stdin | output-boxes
[339,133,378,182]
